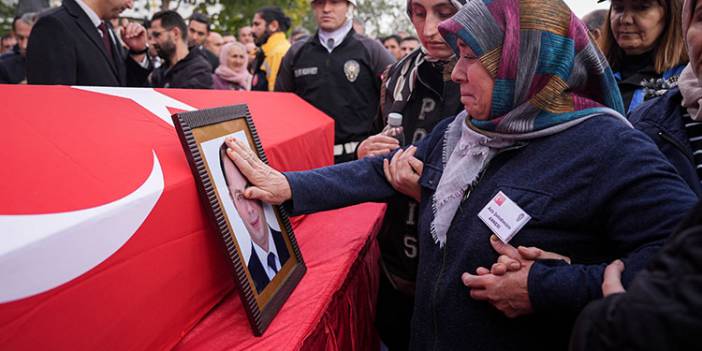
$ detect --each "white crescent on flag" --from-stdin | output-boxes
[0,87,195,303]
[0,151,164,303]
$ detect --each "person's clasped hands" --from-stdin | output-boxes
[461,235,571,318]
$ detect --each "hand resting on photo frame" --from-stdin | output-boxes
[224,137,292,205]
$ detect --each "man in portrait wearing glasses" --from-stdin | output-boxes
[146,10,212,89]
[219,143,290,293]
[26,0,151,86]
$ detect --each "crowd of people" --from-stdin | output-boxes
[0,2,425,89]
[3,0,702,350]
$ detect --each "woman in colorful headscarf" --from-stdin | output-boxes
[569,1,702,349]
[355,1,465,348]
[221,0,696,349]
[212,42,252,91]
[599,0,688,113]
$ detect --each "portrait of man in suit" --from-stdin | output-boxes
[219,143,290,293]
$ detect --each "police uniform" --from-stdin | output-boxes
[275,27,395,163]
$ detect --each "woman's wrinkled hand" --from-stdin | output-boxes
[463,236,572,318]
[479,241,572,277]
[383,146,423,202]
[462,235,534,318]
[224,137,292,205]
[602,260,626,297]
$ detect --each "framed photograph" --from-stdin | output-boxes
[172,104,306,336]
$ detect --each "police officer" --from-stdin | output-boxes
[275,0,395,163]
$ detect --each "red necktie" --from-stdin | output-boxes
[97,22,114,62]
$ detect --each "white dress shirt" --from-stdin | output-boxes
[251,227,282,280]
[318,19,353,53]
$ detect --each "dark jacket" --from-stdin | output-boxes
[284,115,697,351]
[0,46,26,83]
[374,49,462,284]
[193,45,218,73]
[275,29,395,147]
[570,201,702,351]
[614,52,658,111]
[26,0,149,86]
[614,51,685,113]
[148,49,212,89]
[628,87,702,196]
[247,227,290,293]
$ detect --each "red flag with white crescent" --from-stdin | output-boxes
[0,85,333,350]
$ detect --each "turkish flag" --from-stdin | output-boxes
[0,85,333,350]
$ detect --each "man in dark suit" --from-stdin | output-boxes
[246,226,290,293]
[220,144,290,293]
[26,0,150,86]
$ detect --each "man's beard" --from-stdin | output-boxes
[187,36,201,48]
[254,29,271,47]
[156,39,176,63]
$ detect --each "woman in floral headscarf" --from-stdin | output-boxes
[220,0,696,349]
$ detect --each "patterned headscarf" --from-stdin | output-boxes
[406,0,466,17]
[438,0,626,137]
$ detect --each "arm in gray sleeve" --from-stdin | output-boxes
[358,34,396,77]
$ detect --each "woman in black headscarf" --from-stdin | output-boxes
[355,1,465,349]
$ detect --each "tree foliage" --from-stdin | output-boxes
[0,0,414,38]
[206,0,412,38]
[209,0,313,35]
[355,0,413,37]
[0,1,15,35]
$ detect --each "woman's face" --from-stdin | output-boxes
[227,47,247,70]
[688,0,702,78]
[409,0,457,59]
[451,39,494,120]
[610,0,666,55]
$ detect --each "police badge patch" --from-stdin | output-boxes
[344,60,360,82]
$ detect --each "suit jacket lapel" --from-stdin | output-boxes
[63,0,120,81]
[248,243,270,292]
[271,228,290,264]
[106,22,127,81]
